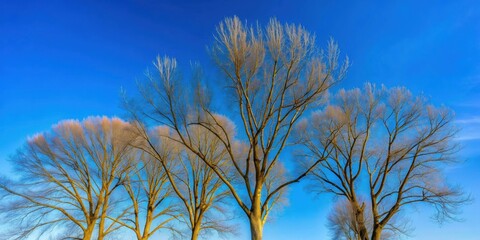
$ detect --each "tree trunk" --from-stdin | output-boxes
[98,186,113,240]
[191,210,206,240]
[249,195,264,240]
[98,214,106,240]
[83,223,95,240]
[371,226,382,240]
[248,177,265,240]
[249,215,264,240]
[142,205,153,240]
[352,201,369,240]
[98,199,109,240]
[191,223,201,240]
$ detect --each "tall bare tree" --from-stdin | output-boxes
[0,117,135,240]
[126,16,348,240]
[299,84,467,240]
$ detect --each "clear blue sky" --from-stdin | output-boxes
[1,0,479,239]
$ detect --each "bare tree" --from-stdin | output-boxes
[116,149,179,240]
[126,16,348,240]
[0,117,135,240]
[300,84,467,240]
[126,121,235,240]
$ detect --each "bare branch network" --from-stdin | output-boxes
[0,16,468,240]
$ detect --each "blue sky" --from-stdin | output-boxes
[1,0,479,239]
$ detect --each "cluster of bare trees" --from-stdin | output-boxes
[0,17,467,240]
[0,117,233,240]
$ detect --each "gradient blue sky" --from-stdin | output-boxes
[1,0,479,239]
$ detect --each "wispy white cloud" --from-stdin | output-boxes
[455,134,480,141]
[455,116,480,141]
[455,117,480,124]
